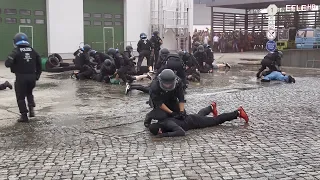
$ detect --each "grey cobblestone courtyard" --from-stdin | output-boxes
[0,67,320,179]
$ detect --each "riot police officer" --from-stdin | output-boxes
[122,45,136,75]
[256,50,283,78]
[178,51,200,82]
[193,45,210,73]
[150,31,163,70]
[192,41,201,54]
[107,48,131,84]
[155,48,170,70]
[137,33,154,73]
[144,69,186,127]
[93,59,117,83]
[89,50,114,69]
[74,44,94,80]
[5,33,42,122]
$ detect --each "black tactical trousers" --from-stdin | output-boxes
[14,74,36,115]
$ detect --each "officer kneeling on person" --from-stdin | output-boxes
[144,69,186,127]
[5,32,42,122]
[74,44,95,80]
[148,102,249,138]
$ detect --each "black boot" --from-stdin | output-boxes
[4,81,12,89]
[18,114,29,122]
[29,107,35,117]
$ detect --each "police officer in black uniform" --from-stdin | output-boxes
[93,59,117,83]
[193,45,209,73]
[156,52,187,90]
[107,48,131,84]
[5,33,42,122]
[155,48,170,70]
[178,51,200,82]
[122,45,136,75]
[192,41,201,54]
[150,31,163,71]
[74,44,94,80]
[144,69,186,127]
[256,50,283,78]
[89,50,114,69]
[137,33,154,73]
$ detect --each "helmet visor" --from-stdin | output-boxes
[159,78,176,91]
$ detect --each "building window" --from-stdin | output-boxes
[114,21,122,26]
[20,18,32,24]
[93,13,102,18]
[84,13,90,18]
[104,14,112,19]
[34,10,44,16]
[20,9,31,15]
[4,9,17,15]
[104,21,113,26]
[114,14,122,19]
[5,18,17,24]
[35,19,45,24]
[94,21,102,26]
[84,21,91,26]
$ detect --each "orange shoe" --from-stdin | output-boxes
[238,106,249,123]
[211,102,218,117]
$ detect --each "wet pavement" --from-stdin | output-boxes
[1,63,320,179]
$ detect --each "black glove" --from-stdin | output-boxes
[170,112,180,118]
[36,74,40,81]
[179,111,187,119]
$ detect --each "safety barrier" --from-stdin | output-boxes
[282,49,320,68]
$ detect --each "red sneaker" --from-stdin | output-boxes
[238,106,249,123]
[211,102,218,117]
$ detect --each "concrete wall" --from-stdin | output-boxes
[124,0,193,52]
[124,0,151,52]
[193,4,245,25]
[46,0,84,59]
[282,49,320,68]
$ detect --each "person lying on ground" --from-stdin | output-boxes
[260,71,295,83]
[148,102,249,138]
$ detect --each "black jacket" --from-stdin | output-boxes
[256,52,282,77]
[149,77,185,108]
[205,48,214,64]
[137,39,154,52]
[74,49,91,69]
[93,52,114,66]
[156,54,187,85]
[5,46,42,78]
[111,52,125,69]
[182,53,199,68]
[150,36,162,50]
[193,51,207,67]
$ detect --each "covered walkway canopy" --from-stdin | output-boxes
[206,0,320,9]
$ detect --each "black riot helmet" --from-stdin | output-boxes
[160,48,170,61]
[197,45,205,52]
[107,48,117,56]
[89,50,97,57]
[13,32,30,47]
[153,31,159,36]
[83,44,91,52]
[125,45,133,52]
[203,44,211,49]
[178,50,186,57]
[104,59,112,66]
[194,41,200,47]
[140,33,147,40]
[158,69,177,91]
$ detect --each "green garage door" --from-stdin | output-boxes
[83,0,124,53]
[0,0,47,61]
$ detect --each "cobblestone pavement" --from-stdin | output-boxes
[0,66,320,179]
